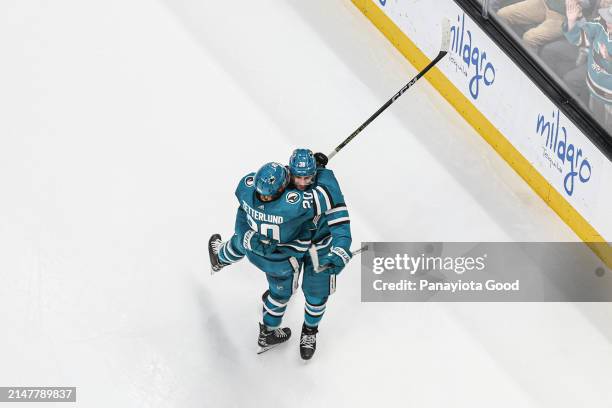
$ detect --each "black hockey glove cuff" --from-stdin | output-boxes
[314,152,328,168]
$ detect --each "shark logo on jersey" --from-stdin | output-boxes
[245,176,254,187]
[286,191,300,204]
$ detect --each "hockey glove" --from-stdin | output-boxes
[320,246,351,275]
[243,230,278,257]
[314,152,328,168]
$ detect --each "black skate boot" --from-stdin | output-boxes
[208,234,229,274]
[299,324,318,360]
[257,323,291,354]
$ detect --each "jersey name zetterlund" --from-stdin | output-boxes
[242,201,284,224]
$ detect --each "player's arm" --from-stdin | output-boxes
[233,205,250,239]
[314,170,352,272]
[234,174,278,257]
[563,1,593,45]
[274,222,314,259]
[314,170,352,249]
[275,240,312,257]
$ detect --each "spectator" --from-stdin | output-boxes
[540,0,606,105]
[497,0,568,51]
[564,1,612,130]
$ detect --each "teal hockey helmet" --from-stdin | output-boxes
[289,148,317,177]
[254,162,289,200]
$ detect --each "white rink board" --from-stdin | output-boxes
[373,0,612,241]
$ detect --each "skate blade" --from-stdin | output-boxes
[210,263,227,275]
[257,345,276,354]
[257,342,286,354]
[210,265,224,275]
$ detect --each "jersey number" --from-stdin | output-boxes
[246,214,281,241]
[303,192,313,209]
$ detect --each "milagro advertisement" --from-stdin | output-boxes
[372,0,612,240]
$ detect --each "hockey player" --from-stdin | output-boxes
[287,149,352,360]
[209,162,324,354]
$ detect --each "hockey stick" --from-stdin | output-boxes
[313,245,368,273]
[327,18,451,160]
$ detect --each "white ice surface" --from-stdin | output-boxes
[0,0,611,407]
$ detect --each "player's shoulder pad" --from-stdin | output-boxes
[316,168,340,189]
[235,172,257,198]
[314,168,344,207]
